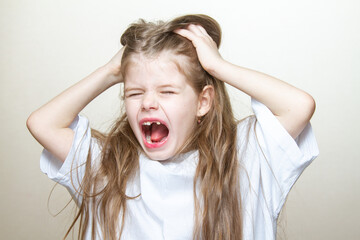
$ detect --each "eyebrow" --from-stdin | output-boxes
[124,84,181,92]
[124,87,143,93]
[157,84,181,89]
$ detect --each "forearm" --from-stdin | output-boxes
[210,60,315,138]
[174,24,315,138]
[210,61,312,115]
[27,65,119,161]
[29,66,116,129]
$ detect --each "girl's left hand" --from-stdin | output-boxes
[174,24,224,75]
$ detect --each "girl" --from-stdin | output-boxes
[27,14,318,240]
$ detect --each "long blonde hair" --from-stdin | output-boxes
[66,14,242,240]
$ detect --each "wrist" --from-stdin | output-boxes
[97,64,122,87]
[205,58,230,80]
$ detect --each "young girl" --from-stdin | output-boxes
[27,14,318,240]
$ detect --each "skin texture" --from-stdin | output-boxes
[25,18,317,240]
[175,24,315,138]
[26,48,124,162]
[27,23,315,163]
[124,53,211,160]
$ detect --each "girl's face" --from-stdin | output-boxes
[124,53,200,161]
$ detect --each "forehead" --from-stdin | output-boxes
[124,52,189,86]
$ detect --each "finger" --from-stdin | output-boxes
[111,47,125,63]
[188,24,215,45]
[193,25,215,44]
[174,28,198,43]
[187,24,204,37]
[196,25,209,36]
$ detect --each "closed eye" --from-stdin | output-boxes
[161,91,176,95]
[126,92,143,98]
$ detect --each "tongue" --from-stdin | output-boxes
[151,123,168,142]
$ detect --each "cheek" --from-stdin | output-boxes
[125,98,139,115]
[166,97,198,128]
[163,95,197,116]
[124,101,132,118]
[125,101,139,130]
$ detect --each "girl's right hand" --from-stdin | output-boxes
[27,47,126,162]
[104,47,125,84]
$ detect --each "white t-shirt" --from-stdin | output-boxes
[40,99,319,240]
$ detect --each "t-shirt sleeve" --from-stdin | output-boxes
[246,98,319,218]
[40,115,99,204]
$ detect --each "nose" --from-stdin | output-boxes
[141,92,159,111]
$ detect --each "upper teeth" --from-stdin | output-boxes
[143,121,161,126]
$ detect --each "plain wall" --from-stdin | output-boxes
[1,0,359,239]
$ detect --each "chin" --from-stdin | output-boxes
[143,149,175,161]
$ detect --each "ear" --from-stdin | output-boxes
[197,85,214,117]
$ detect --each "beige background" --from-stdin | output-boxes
[1,0,359,239]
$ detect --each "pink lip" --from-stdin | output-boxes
[139,118,169,149]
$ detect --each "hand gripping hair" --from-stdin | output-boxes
[118,14,242,239]
[70,15,242,240]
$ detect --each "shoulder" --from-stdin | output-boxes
[40,115,102,184]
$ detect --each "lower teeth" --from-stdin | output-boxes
[146,136,167,144]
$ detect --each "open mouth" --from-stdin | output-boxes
[141,120,169,147]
